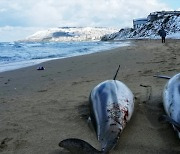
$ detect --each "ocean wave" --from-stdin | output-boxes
[0,41,130,72]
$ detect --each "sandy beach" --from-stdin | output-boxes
[0,39,180,154]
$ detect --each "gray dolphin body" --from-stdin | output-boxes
[59,79,134,153]
[163,73,180,138]
[89,80,134,152]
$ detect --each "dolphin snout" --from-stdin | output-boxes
[101,137,119,152]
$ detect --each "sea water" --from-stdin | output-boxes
[0,41,130,72]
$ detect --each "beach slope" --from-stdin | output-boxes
[0,39,180,154]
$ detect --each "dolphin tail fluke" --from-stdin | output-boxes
[153,75,171,79]
[113,65,120,80]
[59,138,105,154]
[159,115,180,131]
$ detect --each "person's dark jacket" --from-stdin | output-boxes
[159,29,166,37]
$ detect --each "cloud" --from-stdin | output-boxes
[0,26,45,42]
[0,0,170,28]
[0,0,173,41]
[0,8,7,12]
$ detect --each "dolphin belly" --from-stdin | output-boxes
[90,80,134,152]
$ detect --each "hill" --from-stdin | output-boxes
[101,12,180,41]
[20,27,118,42]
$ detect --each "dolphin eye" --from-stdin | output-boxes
[115,138,118,141]
[110,123,116,126]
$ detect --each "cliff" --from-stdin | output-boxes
[101,12,180,41]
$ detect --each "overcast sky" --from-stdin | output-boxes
[0,0,179,42]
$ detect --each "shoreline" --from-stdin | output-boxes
[0,40,131,73]
[0,39,180,154]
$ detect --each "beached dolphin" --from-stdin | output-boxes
[89,79,134,152]
[59,65,135,153]
[162,73,180,138]
[154,73,180,138]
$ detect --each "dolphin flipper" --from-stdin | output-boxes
[159,115,180,131]
[153,75,171,79]
[59,138,104,154]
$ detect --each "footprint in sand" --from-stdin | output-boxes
[0,138,13,150]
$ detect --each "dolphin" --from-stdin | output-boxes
[162,73,180,138]
[154,73,180,138]
[59,65,135,153]
[89,79,134,152]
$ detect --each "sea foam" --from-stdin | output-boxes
[0,41,130,72]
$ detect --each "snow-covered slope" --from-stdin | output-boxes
[101,13,180,41]
[21,27,118,42]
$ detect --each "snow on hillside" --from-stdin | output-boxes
[21,27,118,42]
[101,13,180,41]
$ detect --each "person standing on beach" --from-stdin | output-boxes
[159,27,166,43]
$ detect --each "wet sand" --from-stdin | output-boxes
[0,39,180,154]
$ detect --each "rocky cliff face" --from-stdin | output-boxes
[101,13,180,41]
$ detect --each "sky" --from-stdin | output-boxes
[0,0,179,42]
